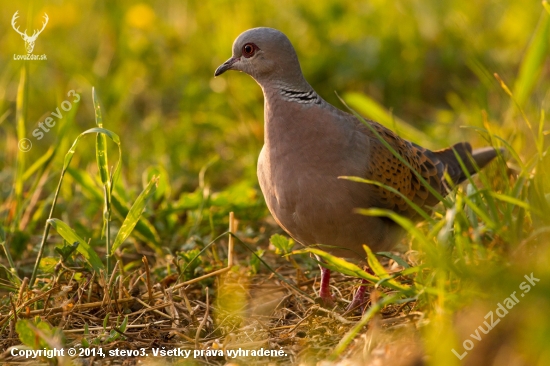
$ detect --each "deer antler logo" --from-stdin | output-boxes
[11,11,49,54]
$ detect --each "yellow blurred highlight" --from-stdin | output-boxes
[42,4,79,28]
[215,269,249,330]
[126,4,156,30]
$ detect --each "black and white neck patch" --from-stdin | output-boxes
[279,88,322,105]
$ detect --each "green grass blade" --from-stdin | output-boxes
[329,293,402,360]
[376,251,411,269]
[93,88,110,189]
[111,195,162,247]
[92,88,113,274]
[293,247,412,293]
[537,109,545,154]
[340,176,434,222]
[357,207,441,260]
[462,125,524,169]
[47,218,104,272]
[512,11,550,108]
[13,66,28,230]
[0,228,16,273]
[337,95,450,207]
[111,176,159,253]
[355,208,432,247]
[462,195,497,228]
[22,147,56,182]
[363,244,411,291]
[30,126,122,287]
[490,192,543,217]
[61,128,114,171]
[66,168,161,246]
[228,234,313,299]
[293,247,379,280]
[66,167,103,200]
[343,92,430,143]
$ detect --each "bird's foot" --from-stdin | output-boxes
[345,279,369,313]
[316,291,335,308]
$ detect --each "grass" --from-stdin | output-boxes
[1,0,550,365]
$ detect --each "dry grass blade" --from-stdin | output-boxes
[195,287,209,349]
[169,211,235,293]
[142,256,154,305]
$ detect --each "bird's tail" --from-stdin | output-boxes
[433,142,504,186]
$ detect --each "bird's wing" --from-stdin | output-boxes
[361,121,445,217]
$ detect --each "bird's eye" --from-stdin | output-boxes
[242,43,256,58]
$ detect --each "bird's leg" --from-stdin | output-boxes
[318,266,334,306]
[346,266,374,312]
[346,279,368,312]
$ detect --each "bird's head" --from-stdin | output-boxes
[214,27,306,88]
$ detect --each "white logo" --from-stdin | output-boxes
[12,11,48,54]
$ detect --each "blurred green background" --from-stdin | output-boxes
[0,0,544,190]
[1,1,549,365]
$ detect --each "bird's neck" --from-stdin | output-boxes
[261,80,322,107]
[260,81,324,146]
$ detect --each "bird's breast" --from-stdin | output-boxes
[257,116,393,256]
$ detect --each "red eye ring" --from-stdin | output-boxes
[242,43,257,58]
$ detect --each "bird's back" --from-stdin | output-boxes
[258,94,498,257]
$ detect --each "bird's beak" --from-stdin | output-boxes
[214,57,239,76]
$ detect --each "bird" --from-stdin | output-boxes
[215,27,501,308]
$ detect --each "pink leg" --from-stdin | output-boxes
[318,267,334,306]
[346,279,368,312]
